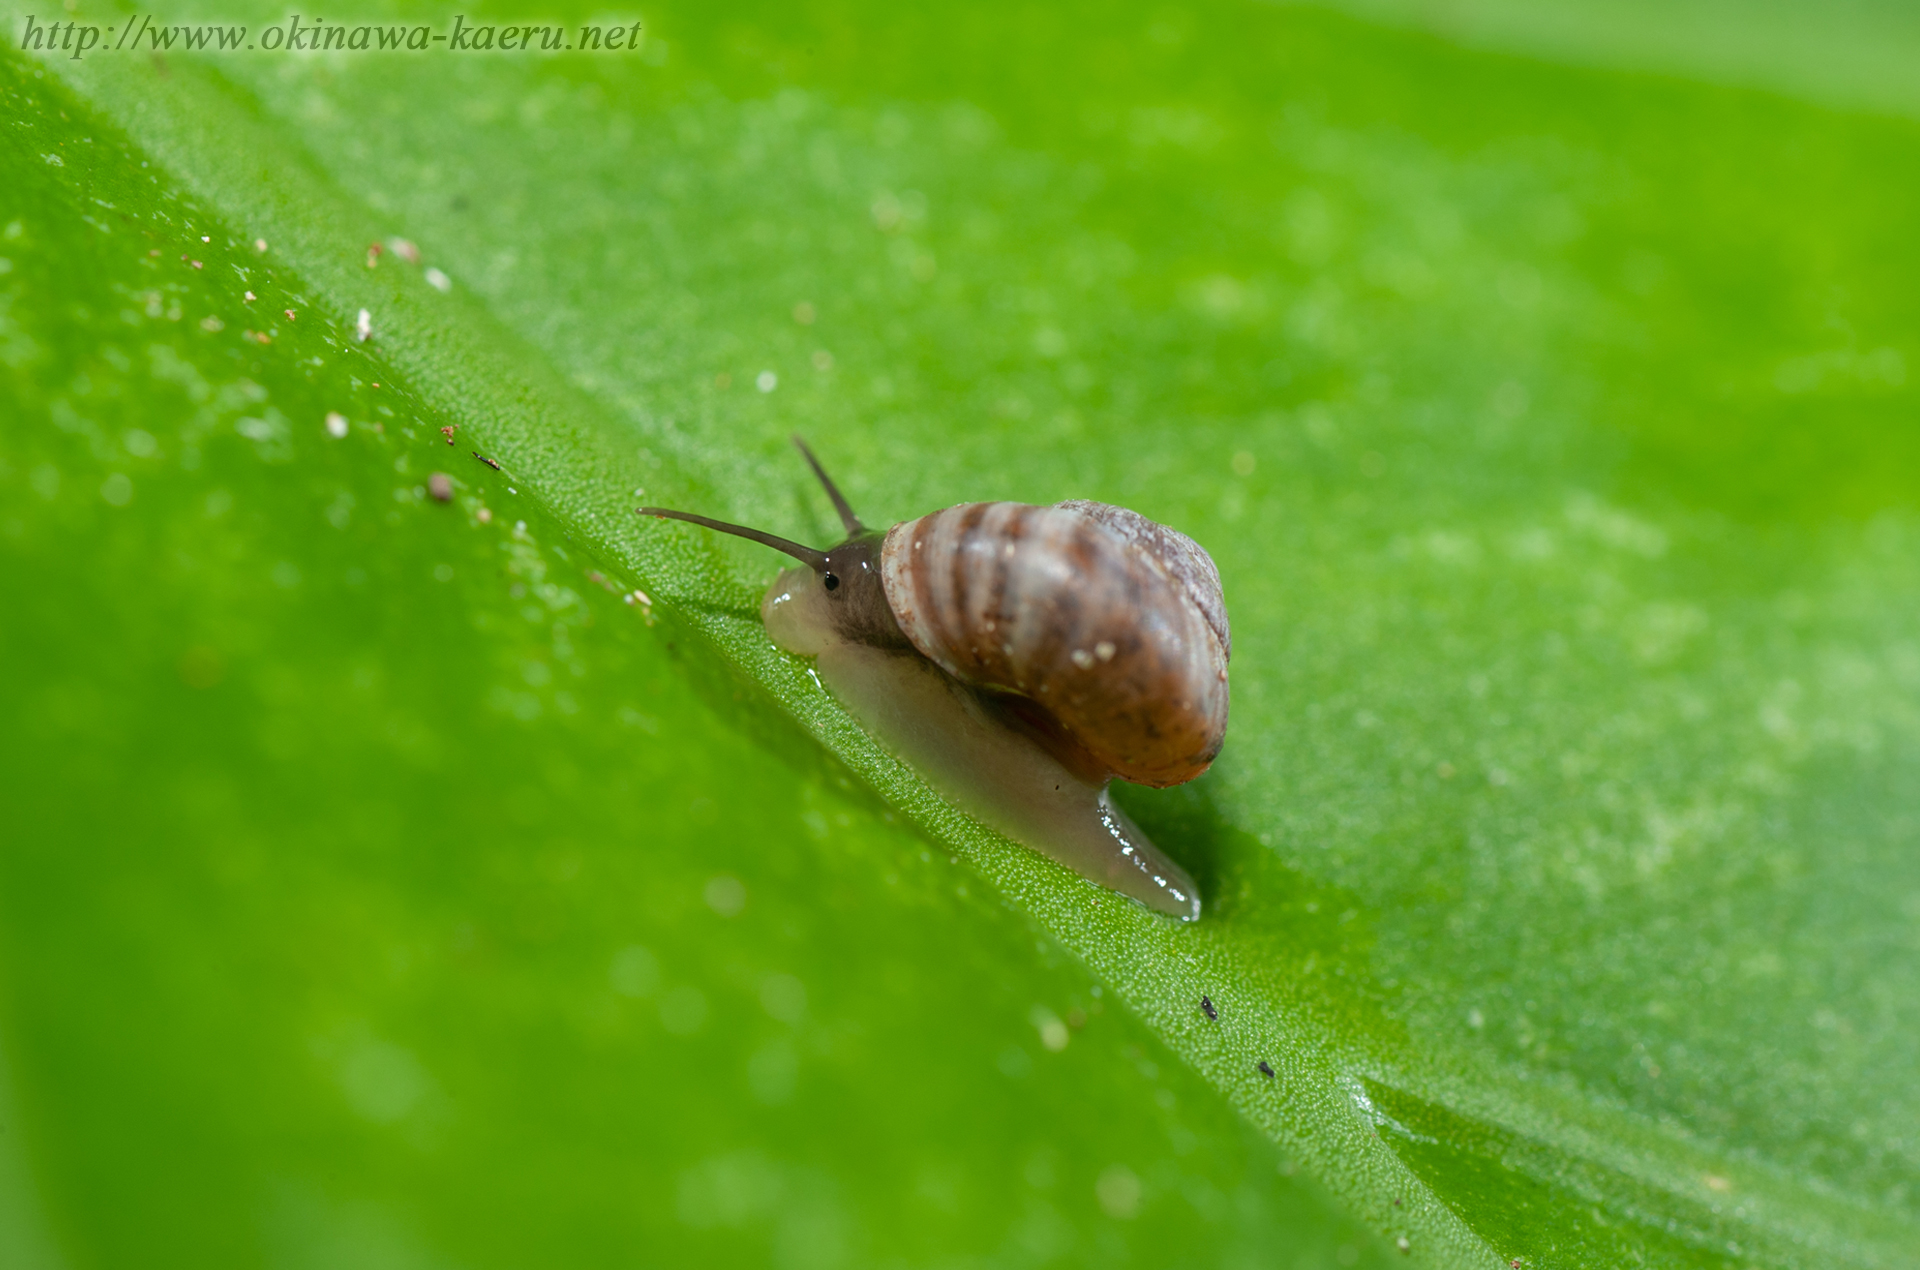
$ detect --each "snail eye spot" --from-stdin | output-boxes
[823,572,840,592]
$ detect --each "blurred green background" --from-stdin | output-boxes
[2,1,1917,1267]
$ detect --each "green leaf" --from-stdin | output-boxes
[0,54,1397,1270]
[4,2,1918,1266]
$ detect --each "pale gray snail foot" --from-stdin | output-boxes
[766,567,1201,921]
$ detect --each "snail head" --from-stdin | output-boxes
[638,435,909,649]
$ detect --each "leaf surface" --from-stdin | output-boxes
[4,2,1918,1266]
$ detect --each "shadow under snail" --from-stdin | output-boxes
[640,438,1230,921]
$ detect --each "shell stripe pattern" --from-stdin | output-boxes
[880,501,1230,787]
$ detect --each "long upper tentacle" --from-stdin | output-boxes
[636,507,828,570]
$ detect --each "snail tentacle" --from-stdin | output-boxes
[635,507,829,571]
[792,433,864,537]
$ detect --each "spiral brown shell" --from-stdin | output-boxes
[879,501,1230,788]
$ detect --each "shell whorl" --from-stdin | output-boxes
[880,501,1230,788]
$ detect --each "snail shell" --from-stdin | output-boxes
[639,440,1230,921]
[881,501,1230,788]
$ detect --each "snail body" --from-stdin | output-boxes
[641,439,1229,921]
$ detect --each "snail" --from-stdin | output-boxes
[639,438,1229,921]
